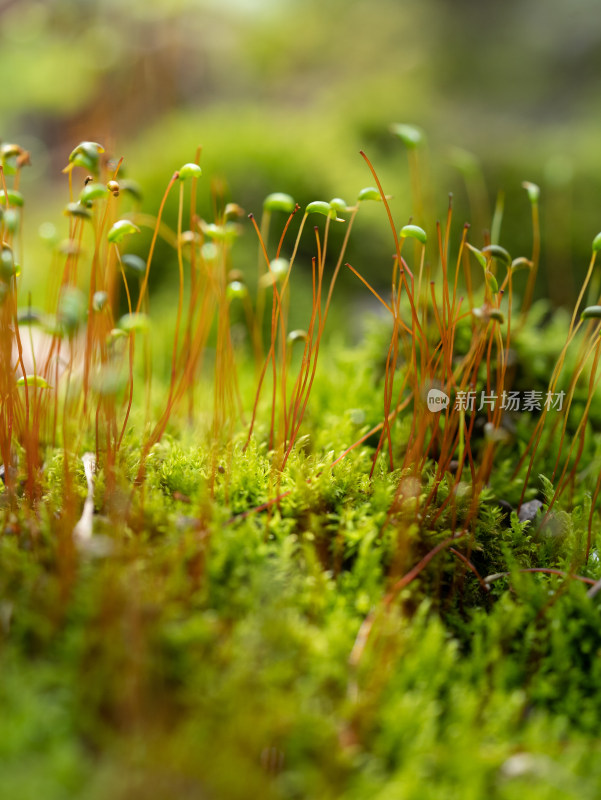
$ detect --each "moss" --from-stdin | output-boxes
[2,131,601,798]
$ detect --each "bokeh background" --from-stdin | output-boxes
[3,0,601,317]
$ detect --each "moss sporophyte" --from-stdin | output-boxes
[1,132,600,561]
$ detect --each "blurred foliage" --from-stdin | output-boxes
[4,0,601,309]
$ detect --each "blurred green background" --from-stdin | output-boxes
[3,0,601,314]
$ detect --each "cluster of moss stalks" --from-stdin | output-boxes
[1,132,601,799]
